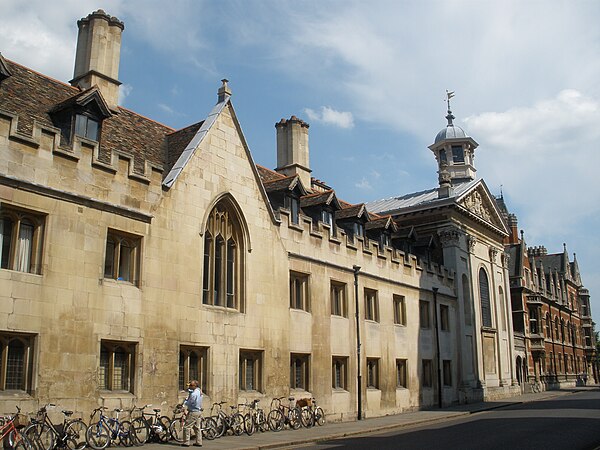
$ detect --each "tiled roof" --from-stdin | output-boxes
[257,165,286,183]
[263,175,299,193]
[166,121,203,170]
[300,190,335,208]
[1,58,176,173]
[365,216,396,231]
[335,203,367,221]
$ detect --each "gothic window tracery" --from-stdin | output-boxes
[202,201,244,311]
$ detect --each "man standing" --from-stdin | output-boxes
[182,380,203,447]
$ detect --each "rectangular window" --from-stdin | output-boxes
[420,301,431,329]
[440,304,450,331]
[393,295,406,325]
[239,350,262,392]
[290,272,310,311]
[179,346,208,393]
[452,145,464,163]
[422,359,433,388]
[330,282,347,317]
[443,360,452,386]
[332,356,348,390]
[322,210,335,236]
[287,196,300,225]
[290,353,310,390]
[396,359,407,388]
[0,332,34,392]
[75,114,99,141]
[99,340,136,392]
[104,229,141,286]
[0,207,45,274]
[367,358,379,389]
[364,288,379,322]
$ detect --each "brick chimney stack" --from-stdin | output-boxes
[70,10,124,110]
[507,213,519,244]
[275,116,312,189]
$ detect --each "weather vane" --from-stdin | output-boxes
[445,90,455,112]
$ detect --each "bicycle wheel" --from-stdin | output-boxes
[212,415,226,438]
[24,423,55,450]
[229,413,244,436]
[256,409,268,432]
[300,407,314,428]
[85,422,110,450]
[64,419,87,450]
[288,407,302,430]
[202,417,217,441]
[118,421,133,447]
[8,430,33,450]
[267,410,284,432]
[129,417,148,445]
[168,417,184,443]
[243,413,255,436]
[155,416,171,442]
[314,407,325,426]
[13,434,34,450]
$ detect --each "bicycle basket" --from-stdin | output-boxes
[14,414,30,428]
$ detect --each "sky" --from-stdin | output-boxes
[2,0,599,327]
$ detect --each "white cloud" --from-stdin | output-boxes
[355,177,372,190]
[119,84,133,105]
[466,89,600,236]
[304,106,354,129]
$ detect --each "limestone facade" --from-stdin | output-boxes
[0,11,466,421]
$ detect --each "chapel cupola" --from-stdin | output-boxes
[429,91,479,186]
[70,10,124,111]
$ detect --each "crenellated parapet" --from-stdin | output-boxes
[276,204,455,288]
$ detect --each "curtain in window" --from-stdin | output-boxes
[16,222,33,272]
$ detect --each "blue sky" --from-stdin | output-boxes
[2,0,600,326]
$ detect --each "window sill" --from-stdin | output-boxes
[102,278,140,289]
[0,391,34,400]
[99,391,136,399]
[332,388,349,393]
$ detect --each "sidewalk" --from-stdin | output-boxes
[148,386,596,450]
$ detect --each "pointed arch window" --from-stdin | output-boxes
[202,201,245,311]
[479,268,492,328]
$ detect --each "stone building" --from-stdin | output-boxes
[0,10,465,420]
[502,210,598,389]
[366,102,520,401]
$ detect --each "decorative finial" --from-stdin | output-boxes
[445,90,455,126]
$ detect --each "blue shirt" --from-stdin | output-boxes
[184,387,203,412]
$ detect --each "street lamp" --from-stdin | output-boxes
[353,265,362,420]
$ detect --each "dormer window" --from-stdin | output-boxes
[285,196,300,225]
[322,210,335,236]
[353,222,364,239]
[452,145,464,163]
[75,114,99,141]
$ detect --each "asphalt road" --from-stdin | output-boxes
[297,389,600,450]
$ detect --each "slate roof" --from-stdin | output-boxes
[365,216,396,232]
[300,190,340,209]
[0,58,177,174]
[366,179,478,215]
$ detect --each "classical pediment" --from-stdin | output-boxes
[457,183,507,232]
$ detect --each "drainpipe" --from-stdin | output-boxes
[433,287,442,409]
[353,265,362,420]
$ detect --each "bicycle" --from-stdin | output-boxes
[168,405,217,442]
[267,397,301,432]
[128,404,170,444]
[209,402,243,438]
[0,406,32,450]
[23,404,87,450]
[243,399,267,436]
[311,398,325,426]
[85,408,132,450]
